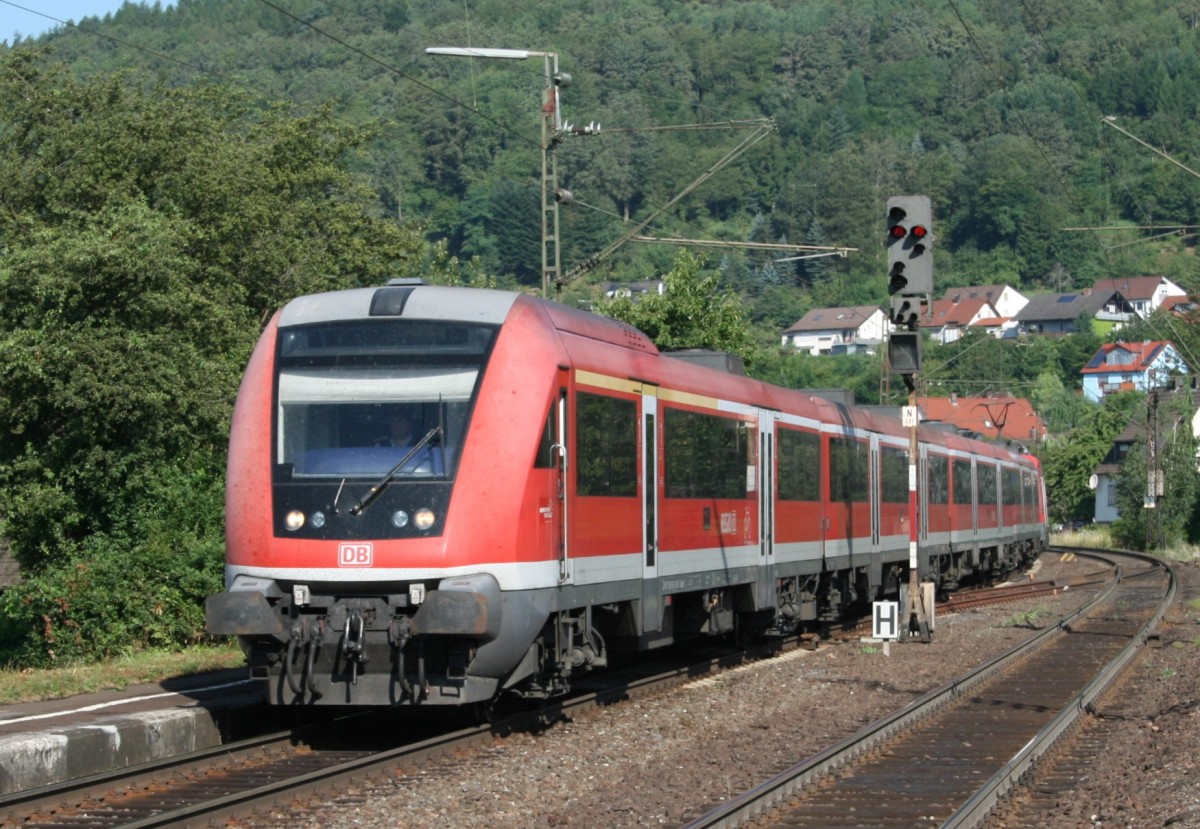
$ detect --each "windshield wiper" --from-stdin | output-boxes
[348,426,443,516]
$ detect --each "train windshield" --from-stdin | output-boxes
[274,319,498,480]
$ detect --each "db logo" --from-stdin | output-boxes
[338,543,373,567]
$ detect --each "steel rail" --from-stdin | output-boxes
[679,550,1127,829]
[941,548,1175,829]
[0,639,794,828]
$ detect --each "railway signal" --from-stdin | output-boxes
[888,330,922,374]
[886,195,933,299]
[885,195,934,375]
[885,195,934,643]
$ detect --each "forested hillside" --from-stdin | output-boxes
[1,0,1199,665]
[18,0,1200,309]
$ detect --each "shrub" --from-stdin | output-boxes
[0,465,224,667]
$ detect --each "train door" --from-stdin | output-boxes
[640,390,661,634]
[554,382,571,584]
[869,434,881,553]
[971,458,980,543]
[918,443,929,545]
[757,413,776,612]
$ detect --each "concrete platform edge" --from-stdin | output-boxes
[0,696,261,795]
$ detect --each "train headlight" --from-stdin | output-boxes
[391,510,409,529]
[310,511,326,529]
[414,508,436,531]
[285,510,305,531]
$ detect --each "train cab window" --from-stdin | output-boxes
[928,455,949,504]
[274,319,497,479]
[952,459,973,505]
[829,436,868,504]
[534,403,557,469]
[664,408,749,499]
[880,446,908,504]
[576,392,637,497]
[777,428,820,501]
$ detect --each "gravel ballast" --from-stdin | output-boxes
[254,555,1200,829]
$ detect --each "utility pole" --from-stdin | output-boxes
[1145,388,1161,550]
[425,47,571,299]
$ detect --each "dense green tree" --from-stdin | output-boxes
[1039,392,1140,524]
[595,250,754,361]
[1111,389,1199,550]
[1029,371,1089,434]
[0,53,442,663]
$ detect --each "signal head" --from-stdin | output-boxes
[885,195,934,297]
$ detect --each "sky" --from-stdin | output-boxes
[0,1,168,43]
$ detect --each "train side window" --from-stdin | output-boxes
[977,463,998,505]
[880,446,908,504]
[927,455,949,504]
[829,436,868,504]
[576,392,638,496]
[777,428,820,501]
[1002,468,1021,505]
[663,408,749,499]
[952,459,973,505]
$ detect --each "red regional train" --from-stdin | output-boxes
[207,280,1048,707]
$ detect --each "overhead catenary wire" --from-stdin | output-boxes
[558,120,777,287]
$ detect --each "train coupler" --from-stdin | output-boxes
[342,608,369,685]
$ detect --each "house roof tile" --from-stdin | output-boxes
[1081,340,1172,374]
[917,394,1046,442]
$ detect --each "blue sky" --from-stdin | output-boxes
[0,1,170,43]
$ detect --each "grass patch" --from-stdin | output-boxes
[1050,526,1114,549]
[1002,607,1052,629]
[1049,527,1200,562]
[1158,541,1200,563]
[0,642,244,705]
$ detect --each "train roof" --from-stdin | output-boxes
[277,283,521,327]
[274,283,1034,467]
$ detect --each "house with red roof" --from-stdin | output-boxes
[1160,294,1196,317]
[920,297,999,344]
[972,314,1020,340]
[940,284,1028,319]
[1080,340,1191,402]
[917,393,1046,444]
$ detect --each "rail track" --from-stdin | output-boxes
[0,640,781,829]
[0,553,1121,829]
[679,547,1174,829]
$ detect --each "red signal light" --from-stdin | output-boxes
[888,225,907,239]
[910,224,928,239]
